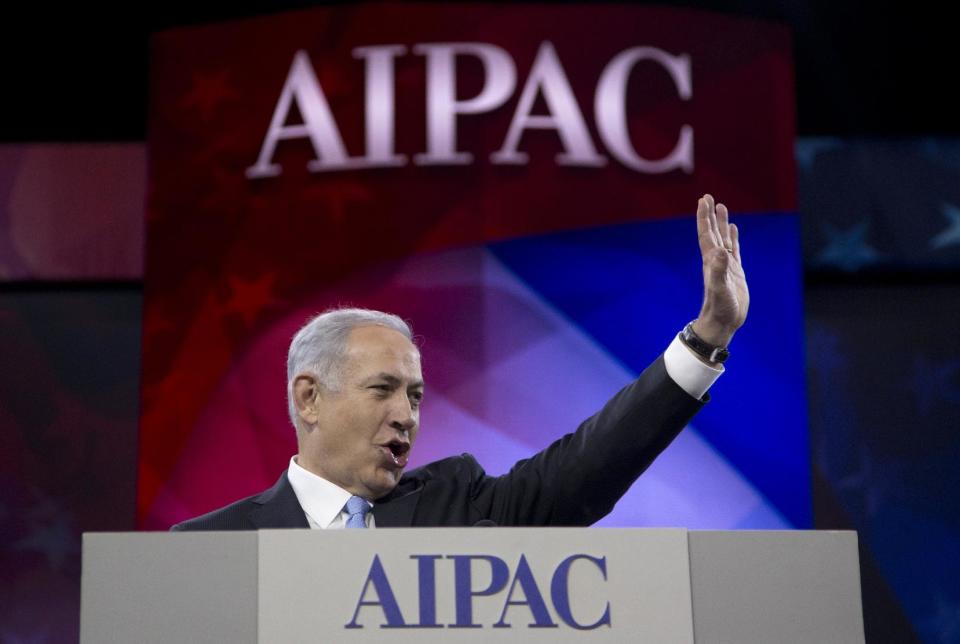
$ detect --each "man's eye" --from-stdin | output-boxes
[409,392,424,406]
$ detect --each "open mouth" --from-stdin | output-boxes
[380,440,410,468]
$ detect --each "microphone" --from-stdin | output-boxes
[473,519,498,527]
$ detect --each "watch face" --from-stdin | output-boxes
[710,347,730,363]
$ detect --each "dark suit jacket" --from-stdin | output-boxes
[171,355,703,530]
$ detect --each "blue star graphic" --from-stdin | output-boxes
[12,514,78,571]
[795,137,843,171]
[918,138,960,171]
[930,203,960,250]
[815,221,881,272]
[836,447,896,520]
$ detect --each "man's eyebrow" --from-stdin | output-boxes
[367,373,425,388]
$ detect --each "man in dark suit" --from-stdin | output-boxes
[173,194,748,530]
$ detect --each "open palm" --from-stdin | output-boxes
[692,194,749,347]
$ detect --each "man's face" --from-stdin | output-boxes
[299,325,423,500]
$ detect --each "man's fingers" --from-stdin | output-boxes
[697,194,720,253]
[717,203,731,249]
[706,195,723,245]
[706,194,724,246]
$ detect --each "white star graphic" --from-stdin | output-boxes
[816,221,881,272]
[930,203,960,250]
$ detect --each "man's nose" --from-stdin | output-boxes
[388,396,417,433]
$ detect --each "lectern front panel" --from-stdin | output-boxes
[258,528,694,643]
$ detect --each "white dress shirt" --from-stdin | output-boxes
[287,457,375,529]
[286,334,722,529]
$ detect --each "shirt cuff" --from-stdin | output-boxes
[663,333,723,400]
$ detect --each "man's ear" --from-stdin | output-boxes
[292,374,321,427]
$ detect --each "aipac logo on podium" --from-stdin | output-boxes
[346,553,611,630]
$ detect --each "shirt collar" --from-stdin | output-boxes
[287,456,358,529]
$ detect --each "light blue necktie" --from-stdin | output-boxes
[345,495,370,529]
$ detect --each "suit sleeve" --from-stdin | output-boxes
[467,354,705,526]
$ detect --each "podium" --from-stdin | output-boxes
[80,529,864,643]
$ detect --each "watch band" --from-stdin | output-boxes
[680,321,730,364]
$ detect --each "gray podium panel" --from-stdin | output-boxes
[80,529,864,643]
[688,530,865,644]
[80,532,258,644]
[258,528,694,643]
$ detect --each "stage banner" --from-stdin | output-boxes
[140,3,807,529]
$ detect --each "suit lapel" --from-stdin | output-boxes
[248,472,310,529]
[372,481,423,527]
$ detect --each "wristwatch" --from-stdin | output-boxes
[680,321,730,364]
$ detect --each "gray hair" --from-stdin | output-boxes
[286,307,414,430]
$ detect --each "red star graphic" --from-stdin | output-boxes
[223,273,282,326]
[180,70,239,121]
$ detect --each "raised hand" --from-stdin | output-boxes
[692,194,749,348]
